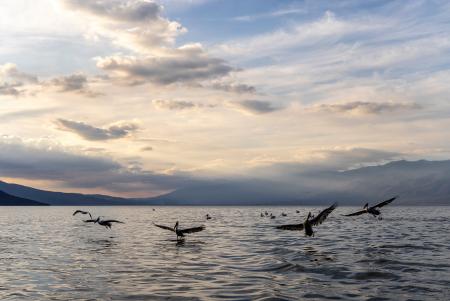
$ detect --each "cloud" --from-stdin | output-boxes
[48,73,102,97]
[233,7,305,22]
[96,44,234,85]
[250,147,402,179]
[63,0,186,53]
[56,119,139,141]
[313,101,422,115]
[0,63,38,96]
[153,99,216,110]
[210,82,256,94]
[0,136,192,195]
[232,100,281,114]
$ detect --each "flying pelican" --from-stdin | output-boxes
[154,221,205,241]
[276,203,337,237]
[83,217,124,229]
[344,196,397,218]
[73,210,92,219]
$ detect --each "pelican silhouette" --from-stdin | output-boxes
[276,203,337,237]
[344,196,397,218]
[281,212,287,217]
[296,210,300,214]
[84,217,124,229]
[206,214,212,220]
[73,210,92,219]
[270,213,276,219]
[154,221,205,241]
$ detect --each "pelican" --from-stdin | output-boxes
[73,210,92,219]
[206,214,212,220]
[296,210,300,214]
[265,211,269,216]
[344,196,397,218]
[281,212,287,217]
[154,221,205,241]
[260,213,264,217]
[84,217,124,229]
[270,213,276,219]
[276,203,337,237]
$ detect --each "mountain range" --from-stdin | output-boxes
[1,160,450,205]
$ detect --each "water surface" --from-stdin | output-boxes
[0,206,449,300]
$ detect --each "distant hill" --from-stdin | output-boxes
[0,190,49,206]
[141,160,450,205]
[2,160,450,205]
[0,181,153,206]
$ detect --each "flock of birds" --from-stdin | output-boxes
[73,196,398,241]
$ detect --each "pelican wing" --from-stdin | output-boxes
[371,196,397,209]
[310,203,337,226]
[276,223,304,231]
[153,223,175,232]
[102,220,124,223]
[179,225,205,234]
[73,210,84,216]
[343,209,367,217]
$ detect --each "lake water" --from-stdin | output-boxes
[0,206,449,300]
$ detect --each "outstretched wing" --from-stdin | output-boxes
[343,209,367,217]
[276,223,304,231]
[371,196,397,209]
[179,225,205,234]
[310,203,337,226]
[153,223,175,232]
[73,210,83,216]
[102,220,124,224]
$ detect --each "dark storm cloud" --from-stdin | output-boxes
[0,138,193,194]
[56,119,139,141]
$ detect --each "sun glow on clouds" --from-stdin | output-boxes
[1,0,450,196]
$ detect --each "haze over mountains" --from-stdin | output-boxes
[1,160,450,206]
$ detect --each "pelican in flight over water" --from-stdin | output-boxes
[73,210,92,219]
[276,203,337,237]
[344,196,397,218]
[84,217,124,229]
[154,221,205,241]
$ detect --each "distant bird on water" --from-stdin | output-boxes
[343,196,397,218]
[260,212,264,217]
[276,203,337,237]
[154,221,205,241]
[83,216,124,229]
[206,214,212,220]
[270,213,276,219]
[73,210,92,219]
[296,210,300,214]
[281,212,287,217]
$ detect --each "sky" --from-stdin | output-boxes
[1,0,450,197]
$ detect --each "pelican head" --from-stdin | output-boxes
[174,221,179,230]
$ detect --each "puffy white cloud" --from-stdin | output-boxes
[63,0,186,53]
[96,44,234,85]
